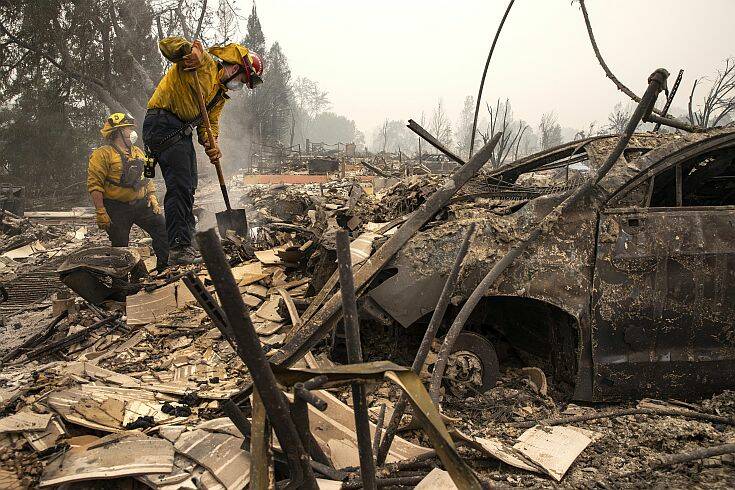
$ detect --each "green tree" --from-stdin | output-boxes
[257,41,293,145]
[243,2,265,56]
[0,0,162,195]
[0,0,161,118]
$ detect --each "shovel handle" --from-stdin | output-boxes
[192,70,232,210]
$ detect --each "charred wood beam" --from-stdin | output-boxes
[340,475,426,489]
[372,404,386,459]
[407,120,508,191]
[196,229,318,490]
[1,310,68,364]
[407,119,464,165]
[182,272,238,350]
[600,443,735,485]
[250,389,273,490]
[429,69,669,402]
[336,230,377,490]
[360,160,390,177]
[634,443,735,474]
[25,312,120,361]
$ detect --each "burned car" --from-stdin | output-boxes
[366,129,735,401]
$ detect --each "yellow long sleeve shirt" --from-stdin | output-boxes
[87,145,155,203]
[147,37,227,146]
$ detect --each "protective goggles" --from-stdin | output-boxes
[241,56,263,89]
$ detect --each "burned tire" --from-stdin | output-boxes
[445,331,499,398]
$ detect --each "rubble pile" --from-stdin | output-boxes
[2,124,735,489]
[372,176,443,222]
[0,215,91,283]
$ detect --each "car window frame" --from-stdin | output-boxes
[605,132,735,211]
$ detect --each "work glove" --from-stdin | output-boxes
[147,194,162,215]
[204,139,221,165]
[183,40,204,71]
[96,208,111,231]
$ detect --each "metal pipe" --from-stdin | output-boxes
[469,0,516,158]
[310,460,347,482]
[294,383,328,411]
[376,223,476,462]
[645,112,703,132]
[429,69,670,402]
[220,398,252,445]
[290,392,333,468]
[302,375,329,391]
[335,230,377,490]
[196,229,317,490]
[654,69,683,131]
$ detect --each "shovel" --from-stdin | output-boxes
[192,70,248,238]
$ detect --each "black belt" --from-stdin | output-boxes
[145,109,194,155]
[146,108,176,117]
[104,197,144,206]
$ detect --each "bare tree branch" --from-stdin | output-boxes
[175,0,191,38]
[0,19,129,113]
[194,0,207,39]
[155,14,165,39]
[687,59,735,128]
[578,0,696,131]
[110,1,157,95]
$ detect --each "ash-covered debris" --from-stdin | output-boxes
[0,125,734,489]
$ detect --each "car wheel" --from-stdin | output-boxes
[445,331,499,398]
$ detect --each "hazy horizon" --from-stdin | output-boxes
[242,0,734,139]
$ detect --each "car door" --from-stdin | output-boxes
[591,139,735,400]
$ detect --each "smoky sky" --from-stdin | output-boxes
[245,0,734,135]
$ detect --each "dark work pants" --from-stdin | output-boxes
[143,110,198,249]
[104,198,169,270]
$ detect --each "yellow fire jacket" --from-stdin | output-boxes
[87,145,155,203]
[147,37,227,146]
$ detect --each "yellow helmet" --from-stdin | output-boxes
[209,44,263,88]
[101,112,136,138]
[208,43,250,68]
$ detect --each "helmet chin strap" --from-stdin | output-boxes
[113,130,132,153]
[221,64,244,86]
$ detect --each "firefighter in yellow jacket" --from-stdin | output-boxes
[88,113,169,271]
[144,37,263,265]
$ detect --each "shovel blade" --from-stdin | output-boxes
[216,208,248,238]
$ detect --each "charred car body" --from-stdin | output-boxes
[366,129,735,401]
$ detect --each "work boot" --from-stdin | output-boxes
[169,246,198,266]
